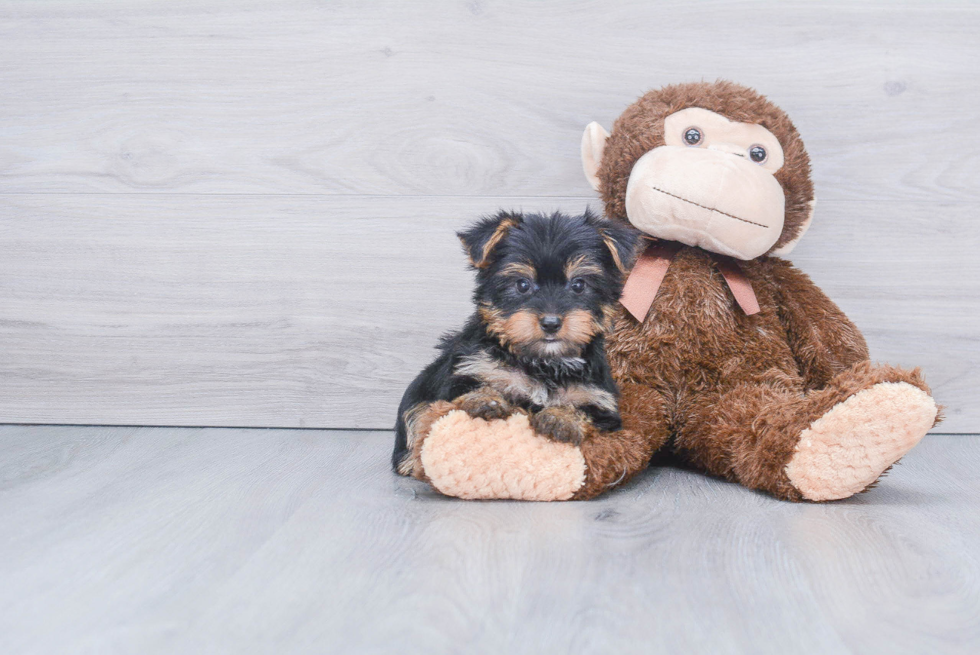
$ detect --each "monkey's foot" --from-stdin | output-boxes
[420,410,586,501]
[785,382,938,501]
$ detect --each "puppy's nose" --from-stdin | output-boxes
[539,315,563,334]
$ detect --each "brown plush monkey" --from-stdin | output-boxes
[408,81,940,502]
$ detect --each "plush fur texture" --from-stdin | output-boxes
[586,249,938,501]
[419,410,587,501]
[785,381,937,500]
[410,80,940,502]
[598,81,815,253]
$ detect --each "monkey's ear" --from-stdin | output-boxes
[581,122,610,192]
[457,212,522,269]
[586,211,639,274]
[771,199,816,256]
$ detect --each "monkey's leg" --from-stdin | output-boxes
[676,362,939,501]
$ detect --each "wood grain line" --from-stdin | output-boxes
[1,194,974,430]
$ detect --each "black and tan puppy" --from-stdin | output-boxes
[392,209,638,476]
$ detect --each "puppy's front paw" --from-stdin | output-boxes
[457,389,512,421]
[531,407,585,446]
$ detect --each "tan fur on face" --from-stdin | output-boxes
[479,303,507,340]
[500,261,537,280]
[483,306,581,356]
[481,304,553,355]
[502,310,544,345]
[481,305,604,358]
[557,309,601,345]
[564,255,604,279]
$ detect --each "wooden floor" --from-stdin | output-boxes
[1,426,978,654]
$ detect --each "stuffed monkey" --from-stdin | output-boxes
[406,81,940,501]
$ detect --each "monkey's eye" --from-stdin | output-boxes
[683,127,702,146]
[569,278,587,294]
[515,278,532,294]
[749,145,768,163]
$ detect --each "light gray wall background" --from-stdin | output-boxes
[1,0,977,431]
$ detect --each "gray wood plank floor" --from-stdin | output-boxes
[2,425,978,654]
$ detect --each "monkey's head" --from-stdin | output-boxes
[581,81,815,260]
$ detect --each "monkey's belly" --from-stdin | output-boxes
[607,252,802,395]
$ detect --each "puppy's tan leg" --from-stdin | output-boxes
[400,400,456,480]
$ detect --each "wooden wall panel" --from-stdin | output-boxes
[1,195,975,430]
[0,1,976,429]
[0,2,978,201]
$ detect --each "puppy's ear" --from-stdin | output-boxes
[457,212,522,269]
[586,210,640,274]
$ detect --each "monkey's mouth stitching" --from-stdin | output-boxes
[650,186,769,229]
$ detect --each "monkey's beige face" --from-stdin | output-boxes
[584,107,788,260]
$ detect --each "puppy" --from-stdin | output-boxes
[392,209,638,476]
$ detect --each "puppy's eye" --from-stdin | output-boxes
[749,145,767,163]
[569,278,587,294]
[515,278,532,294]
[683,127,702,146]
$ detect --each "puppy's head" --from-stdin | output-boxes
[458,209,638,359]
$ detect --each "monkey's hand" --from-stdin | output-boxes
[456,388,513,421]
[530,406,587,446]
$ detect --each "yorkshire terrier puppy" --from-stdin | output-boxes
[392,209,638,476]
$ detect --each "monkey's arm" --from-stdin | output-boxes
[568,380,669,498]
[407,379,665,501]
[768,258,870,389]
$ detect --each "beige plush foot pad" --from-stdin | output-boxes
[421,410,586,501]
[786,382,938,501]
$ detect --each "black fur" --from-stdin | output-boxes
[392,209,639,473]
